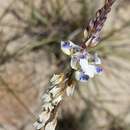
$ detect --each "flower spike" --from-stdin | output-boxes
[34,1,116,130]
[84,0,116,47]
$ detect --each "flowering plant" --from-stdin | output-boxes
[34,0,116,130]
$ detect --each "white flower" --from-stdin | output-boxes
[79,58,96,78]
[61,40,103,82]
[79,58,102,78]
[70,50,88,70]
[75,71,89,82]
[61,41,81,56]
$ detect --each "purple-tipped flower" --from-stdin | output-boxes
[61,41,81,55]
[61,41,102,82]
[75,71,89,82]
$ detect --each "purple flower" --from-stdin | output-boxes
[61,41,102,82]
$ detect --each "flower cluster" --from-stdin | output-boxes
[33,0,116,130]
[61,41,102,82]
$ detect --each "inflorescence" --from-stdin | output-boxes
[33,0,116,130]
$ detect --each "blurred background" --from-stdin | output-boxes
[0,0,130,130]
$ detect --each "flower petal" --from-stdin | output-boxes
[61,41,72,55]
[85,65,96,77]
[95,66,103,74]
[79,57,89,66]
[75,71,89,82]
[79,59,95,77]
[71,55,79,70]
[61,41,81,55]
[71,51,88,70]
